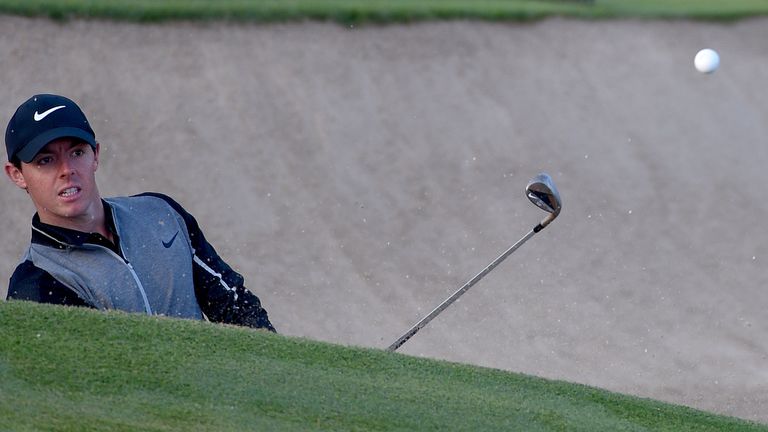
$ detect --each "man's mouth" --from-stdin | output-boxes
[59,187,81,197]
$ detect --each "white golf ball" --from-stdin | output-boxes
[694,48,720,74]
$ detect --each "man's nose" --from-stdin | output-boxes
[58,157,76,177]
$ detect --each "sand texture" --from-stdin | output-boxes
[1,15,767,423]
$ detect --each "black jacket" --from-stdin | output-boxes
[7,192,275,332]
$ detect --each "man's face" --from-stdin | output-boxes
[4,138,101,228]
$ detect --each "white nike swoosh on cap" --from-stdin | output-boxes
[33,105,66,121]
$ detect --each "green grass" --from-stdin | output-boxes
[0,0,768,24]
[0,301,765,431]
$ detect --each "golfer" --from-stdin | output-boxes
[3,94,275,331]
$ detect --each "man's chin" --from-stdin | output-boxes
[47,202,93,223]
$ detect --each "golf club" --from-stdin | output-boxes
[387,172,562,352]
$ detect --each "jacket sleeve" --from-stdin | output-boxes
[7,260,91,307]
[137,193,276,332]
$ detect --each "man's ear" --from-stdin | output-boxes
[4,162,27,190]
[93,142,100,171]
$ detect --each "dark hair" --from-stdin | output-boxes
[10,156,21,170]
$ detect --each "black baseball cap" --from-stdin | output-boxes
[5,94,96,163]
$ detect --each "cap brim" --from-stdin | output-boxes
[16,127,96,163]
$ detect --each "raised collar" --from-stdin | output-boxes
[30,200,119,252]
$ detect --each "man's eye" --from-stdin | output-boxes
[36,156,53,166]
[72,149,85,157]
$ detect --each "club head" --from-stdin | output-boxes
[526,173,562,227]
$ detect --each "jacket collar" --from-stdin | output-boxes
[31,200,117,249]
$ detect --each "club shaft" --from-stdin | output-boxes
[387,227,538,352]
